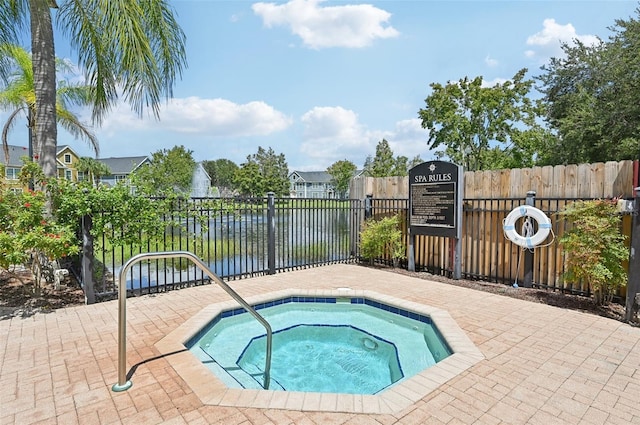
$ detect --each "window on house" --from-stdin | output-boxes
[64,154,72,163]
[10,188,22,194]
[77,171,85,181]
[115,175,127,182]
[65,170,72,180]
[5,167,20,179]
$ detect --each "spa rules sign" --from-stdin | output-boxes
[409,161,462,237]
[408,161,463,278]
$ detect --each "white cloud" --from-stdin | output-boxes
[371,119,432,161]
[98,97,292,138]
[298,108,433,170]
[484,55,498,68]
[299,106,370,165]
[525,18,601,62]
[252,0,399,49]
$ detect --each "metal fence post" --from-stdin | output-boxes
[267,192,276,275]
[523,191,536,288]
[365,194,373,219]
[626,187,640,322]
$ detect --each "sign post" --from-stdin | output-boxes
[408,161,463,279]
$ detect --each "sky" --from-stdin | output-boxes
[4,0,640,171]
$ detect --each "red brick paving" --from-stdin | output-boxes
[1,265,639,424]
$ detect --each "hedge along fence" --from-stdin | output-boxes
[350,160,637,295]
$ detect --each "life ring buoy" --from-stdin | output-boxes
[503,205,551,248]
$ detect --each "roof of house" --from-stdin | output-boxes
[97,156,150,175]
[57,145,72,154]
[289,169,364,183]
[290,171,332,183]
[3,145,30,166]
[3,144,81,167]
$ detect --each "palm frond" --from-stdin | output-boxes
[56,108,99,156]
[57,0,186,123]
[0,1,28,61]
[2,107,25,163]
[1,43,100,156]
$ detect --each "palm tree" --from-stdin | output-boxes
[75,156,110,187]
[0,44,99,165]
[0,0,186,178]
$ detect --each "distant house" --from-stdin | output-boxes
[96,156,150,186]
[289,171,333,198]
[288,170,364,198]
[2,145,28,191]
[2,144,84,190]
[56,145,83,182]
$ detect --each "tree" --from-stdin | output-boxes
[75,156,110,188]
[364,139,414,177]
[131,145,196,196]
[327,159,357,199]
[234,146,289,197]
[365,139,395,177]
[233,161,263,197]
[0,44,99,163]
[418,69,551,171]
[558,200,628,305]
[392,156,408,177]
[408,155,423,170]
[202,158,238,195]
[0,0,187,177]
[536,9,640,164]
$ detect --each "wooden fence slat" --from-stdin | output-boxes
[522,167,533,196]
[464,171,474,197]
[474,170,484,197]
[482,171,492,198]
[509,168,521,198]
[613,160,634,198]
[564,164,578,198]
[540,165,554,198]
[590,162,605,198]
[577,164,591,198]
[552,165,565,198]
[604,162,618,198]
[499,169,511,198]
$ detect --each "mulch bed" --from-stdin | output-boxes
[0,269,85,318]
[380,265,637,326]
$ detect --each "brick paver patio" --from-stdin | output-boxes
[1,264,639,424]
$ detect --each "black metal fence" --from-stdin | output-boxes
[78,192,632,302]
[82,194,366,299]
[368,195,633,297]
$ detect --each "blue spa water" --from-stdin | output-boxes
[238,324,403,394]
[187,297,452,394]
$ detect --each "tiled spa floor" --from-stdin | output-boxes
[1,264,639,424]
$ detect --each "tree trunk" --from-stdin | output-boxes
[82,215,96,304]
[29,0,57,179]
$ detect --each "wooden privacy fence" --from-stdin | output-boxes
[350,160,637,294]
[350,161,636,200]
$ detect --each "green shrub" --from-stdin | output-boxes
[557,200,628,305]
[359,214,406,266]
[0,162,79,295]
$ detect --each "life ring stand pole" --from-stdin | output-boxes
[523,191,536,288]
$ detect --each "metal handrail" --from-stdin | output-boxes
[111,251,272,391]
